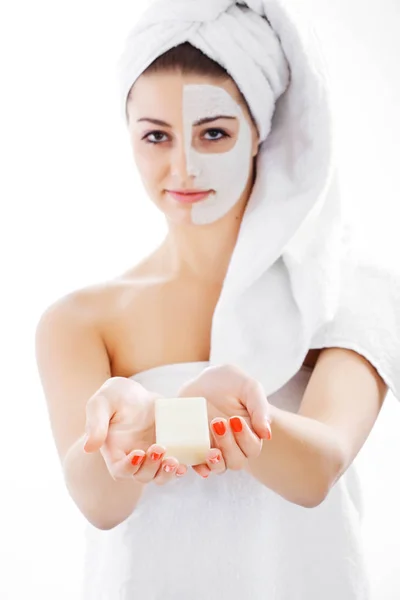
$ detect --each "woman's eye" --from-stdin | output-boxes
[143,131,168,144]
[142,128,230,145]
[203,128,229,141]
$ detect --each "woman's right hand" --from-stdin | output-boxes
[83,377,188,484]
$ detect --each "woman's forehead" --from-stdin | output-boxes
[129,73,243,117]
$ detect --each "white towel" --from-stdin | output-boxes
[116,0,400,400]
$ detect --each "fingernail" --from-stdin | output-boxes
[212,421,226,436]
[202,473,209,479]
[131,454,145,466]
[230,417,243,433]
[151,452,163,461]
[209,453,221,464]
[163,464,176,473]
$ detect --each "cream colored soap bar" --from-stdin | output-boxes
[155,397,211,466]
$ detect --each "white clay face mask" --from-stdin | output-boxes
[181,84,253,225]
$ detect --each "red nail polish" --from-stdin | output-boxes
[151,452,163,461]
[230,417,243,433]
[163,464,176,473]
[131,454,144,466]
[212,421,226,436]
[209,453,221,464]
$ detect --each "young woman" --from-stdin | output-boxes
[35,1,399,598]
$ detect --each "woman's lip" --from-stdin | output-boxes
[167,191,211,204]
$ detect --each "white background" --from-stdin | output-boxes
[1,0,400,598]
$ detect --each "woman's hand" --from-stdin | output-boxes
[83,377,188,484]
[177,364,272,478]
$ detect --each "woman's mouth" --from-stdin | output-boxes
[167,190,212,204]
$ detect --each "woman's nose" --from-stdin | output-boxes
[170,142,201,179]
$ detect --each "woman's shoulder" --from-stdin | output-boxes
[69,265,179,372]
[61,250,169,321]
[63,269,168,336]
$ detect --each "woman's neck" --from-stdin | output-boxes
[159,202,246,284]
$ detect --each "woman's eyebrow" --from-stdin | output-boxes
[137,118,172,127]
[194,115,236,126]
[137,115,237,127]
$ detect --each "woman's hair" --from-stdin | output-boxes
[127,42,258,132]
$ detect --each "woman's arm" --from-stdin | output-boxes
[35,293,146,530]
[246,347,388,508]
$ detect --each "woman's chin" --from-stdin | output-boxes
[158,198,196,225]
[171,212,197,226]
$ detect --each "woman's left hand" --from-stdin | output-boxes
[177,364,272,478]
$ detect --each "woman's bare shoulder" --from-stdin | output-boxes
[62,248,167,318]
[65,270,167,324]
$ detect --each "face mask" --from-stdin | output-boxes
[178,84,253,225]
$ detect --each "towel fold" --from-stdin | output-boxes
[116,0,400,401]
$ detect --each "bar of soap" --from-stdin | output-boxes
[155,397,211,466]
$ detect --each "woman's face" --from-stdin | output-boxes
[127,72,260,226]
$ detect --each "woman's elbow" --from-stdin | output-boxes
[295,448,346,509]
[296,490,328,509]
[86,514,128,531]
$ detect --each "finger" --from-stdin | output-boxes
[175,465,188,478]
[192,464,212,478]
[111,449,147,479]
[132,444,167,484]
[228,416,263,458]
[178,364,272,440]
[205,448,226,475]
[108,447,183,483]
[84,395,113,453]
[239,378,272,440]
[153,457,182,486]
[210,418,246,471]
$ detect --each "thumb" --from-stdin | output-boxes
[83,396,112,453]
[241,378,272,440]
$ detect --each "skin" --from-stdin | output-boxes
[103,71,264,481]
[126,71,260,284]
[83,366,271,483]
[37,71,388,522]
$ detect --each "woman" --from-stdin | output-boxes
[35,1,400,598]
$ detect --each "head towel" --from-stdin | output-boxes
[116,0,400,401]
